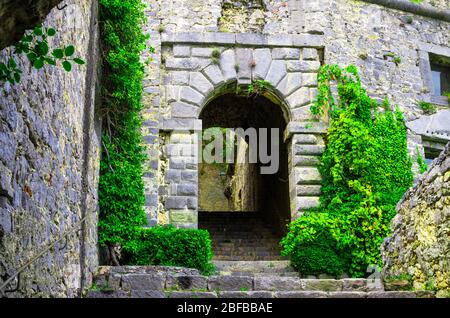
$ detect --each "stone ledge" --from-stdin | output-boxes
[284,121,328,141]
[161,32,324,48]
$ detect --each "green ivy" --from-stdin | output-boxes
[98,0,149,249]
[282,65,413,277]
[0,24,84,84]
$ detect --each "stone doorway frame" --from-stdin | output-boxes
[142,32,328,228]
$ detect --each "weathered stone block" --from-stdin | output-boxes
[166,197,188,209]
[294,145,325,155]
[287,61,321,72]
[180,86,204,105]
[121,274,165,291]
[277,72,302,97]
[208,276,253,291]
[254,277,304,291]
[177,184,198,196]
[236,48,253,83]
[272,48,301,60]
[202,64,225,85]
[165,58,199,70]
[171,102,198,118]
[189,72,213,96]
[236,33,266,45]
[302,48,319,61]
[295,196,320,210]
[293,155,321,167]
[265,60,287,87]
[329,291,367,298]
[173,45,191,57]
[191,47,213,57]
[275,291,327,298]
[166,275,207,290]
[168,291,217,298]
[295,167,322,184]
[342,279,367,291]
[170,71,189,85]
[253,48,271,80]
[169,209,197,224]
[130,290,165,298]
[302,73,318,87]
[296,185,322,196]
[292,34,324,47]
[220,49,237,81]
[302,279,343,291]
[286,87,310,108]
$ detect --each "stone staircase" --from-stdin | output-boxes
[86,262,436,298]
[198,212,285,261]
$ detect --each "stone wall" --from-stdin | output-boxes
[0,0,100,297]
[141,0,449,228]
[381,142,450,295]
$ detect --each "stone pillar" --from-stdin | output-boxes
[159,119,202,228]
[286,122,327,219]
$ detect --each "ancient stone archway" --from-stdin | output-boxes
[141,33,327,230]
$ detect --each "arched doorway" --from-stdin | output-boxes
[198,92,290,261]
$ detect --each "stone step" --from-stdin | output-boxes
[214,261,293,273]
[87,290,435,299]
[87,266,436,298]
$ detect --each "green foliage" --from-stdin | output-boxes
[282,65,413,277]
[418,101,436,115]
[416,147,428,174]
[211,48,221,59]
[122,226,215,274]
[0,24,84,84]
[98,0,150,248]
[281,212,348,276]
[247,79,270,96]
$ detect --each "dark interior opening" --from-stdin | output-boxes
[198,93,290,261]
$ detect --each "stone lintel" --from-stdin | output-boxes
[162,32,324,48]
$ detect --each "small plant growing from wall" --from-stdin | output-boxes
[418,101,437,115]
[0,24,84,84]
[157,24,165,33]
[234,63,240,72]
[211,48,221,65]
[246,79,270,97]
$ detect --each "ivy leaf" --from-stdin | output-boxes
[44,58,56,66]
[36,41,49,56]
[33,58,44,69]
[62,61,72,72]
[64,45,75,57]
[8,58,17,69]
[22,35,33,43]
[52,49,64,59]
[27,52,38,62]
[14,72,21,83]
[73,58,85,65]
[33,26,43,36]
[47,28,56,36]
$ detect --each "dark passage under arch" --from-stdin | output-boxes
[198,93,290,261]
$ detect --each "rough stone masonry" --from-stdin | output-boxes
[0,0,449,297]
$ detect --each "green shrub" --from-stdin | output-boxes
[281,213,348,276]
[283,65,413,277]
[122,226,215,274]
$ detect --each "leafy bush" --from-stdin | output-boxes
[98,0,149,251]
[122,226,215,274]
[282,65,413,277]
[281,213,348,276]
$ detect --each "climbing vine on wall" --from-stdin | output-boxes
[282,65,413,277]
[97,0,149,262]
[0,24,84,84]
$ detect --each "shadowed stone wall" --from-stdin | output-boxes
[0,0,100,297]
[382,142,450,295]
